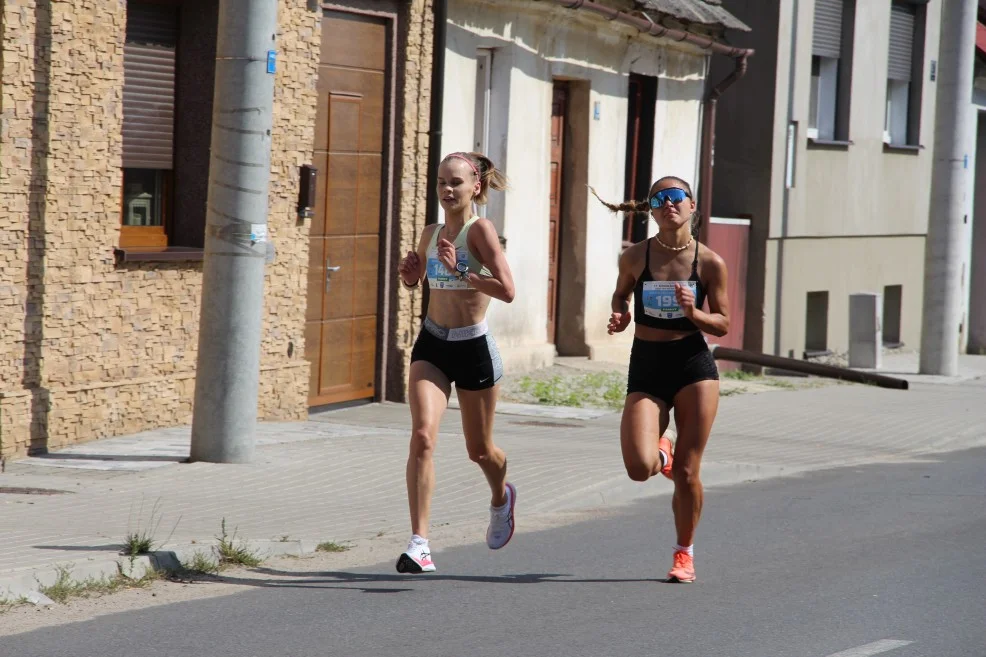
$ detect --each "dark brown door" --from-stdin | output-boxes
[306,11,387,406]
[623,74,657,246]
[548,82,568,343]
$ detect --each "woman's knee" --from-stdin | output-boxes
[671,459,701,487]
[409,427,438,459]
[624,459,652,482]
[466,441,496,464]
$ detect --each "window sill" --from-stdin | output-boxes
[114,246,205,263]
[883,143,923,154]
[807,138,853,150]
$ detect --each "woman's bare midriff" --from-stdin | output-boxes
[426,288,491,328]
[634,324,700,342]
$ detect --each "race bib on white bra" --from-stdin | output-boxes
[641,281,696,319]
[426,248,471,290]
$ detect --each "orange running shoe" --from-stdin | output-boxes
[658,430,675,480]
[667,550,695,583]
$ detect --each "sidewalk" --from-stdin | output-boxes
[2,361,985,599]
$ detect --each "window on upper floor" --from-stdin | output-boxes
[121,2,178,248]
[884,1,926,148]
[809,0,855,144]
[118,0,218,255]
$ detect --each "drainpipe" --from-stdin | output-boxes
[421,0,448,322]
[425,0,448,227]
[698,54,749,243]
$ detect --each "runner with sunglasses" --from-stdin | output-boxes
[592,176,730,583]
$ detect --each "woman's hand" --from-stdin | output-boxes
[608,311,632,334]
[436,238,458,274]
[675,283,696,319]
[397,250,422,286]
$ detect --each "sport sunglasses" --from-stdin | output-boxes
[649,187,691,209]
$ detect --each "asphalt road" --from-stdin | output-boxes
[6,449,984,657]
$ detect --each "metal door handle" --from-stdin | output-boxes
[325,265,341,292]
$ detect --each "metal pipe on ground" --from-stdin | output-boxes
[709,345,909,391]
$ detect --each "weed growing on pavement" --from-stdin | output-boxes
[215,518,262,568]
[180,551,221,576]
[37,565,159,604]
[517,372,626,410]
[122,496,180,556]
[721,369,797,390]
[316,541,350,553]
[0,596,29,613]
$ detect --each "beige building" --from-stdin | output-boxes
[0,0,437,459]
[712,0,943,359]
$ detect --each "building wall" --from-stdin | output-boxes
[0,0,320,458]
[763,0,940,357]
[713,0,941,359]
[765,236,926,359]
[439,0,709,368]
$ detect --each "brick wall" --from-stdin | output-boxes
[0,0,319,458]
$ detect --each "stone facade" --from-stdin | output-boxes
[0,0,321,459]
[388,0,433,402]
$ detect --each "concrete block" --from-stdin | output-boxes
[849,292,883,369]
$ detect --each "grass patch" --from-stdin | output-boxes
[0,596,29,614]
[37,565,160,604]
[215,518,263,569]
[721,369,761,381]
[180,551,221,576]
[121,496,180,557]
[721,369,797,390]
[517,371,626,410]
[316,541,350,553]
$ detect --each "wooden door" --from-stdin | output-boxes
[622,74,657,246]
[306,11,387,406]
[548,82,568,343]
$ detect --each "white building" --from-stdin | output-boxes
[439,0,752,369]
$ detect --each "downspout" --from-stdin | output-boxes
[422,0,448,322]
[425,0,448,228]
[698,54,749,243]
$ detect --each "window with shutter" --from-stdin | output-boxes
[808,0,855,144]
[884,1,924,148]
[120,2,179,248]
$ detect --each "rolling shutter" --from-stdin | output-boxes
[812,0,843,58]
[888,3,916,82]
[122,3,178,169]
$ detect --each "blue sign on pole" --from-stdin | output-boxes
[266,50,277,74]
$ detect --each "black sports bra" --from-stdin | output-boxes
[633,238,706,331]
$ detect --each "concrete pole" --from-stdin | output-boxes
[919,0,977,376]
[190,0,278,463]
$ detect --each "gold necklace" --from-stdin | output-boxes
[655,235,693,252]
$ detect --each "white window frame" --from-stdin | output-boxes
[884,79,910,145]
[808,55,838,141]
[473,49,493,218]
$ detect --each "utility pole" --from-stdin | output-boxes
[190,0,278,463]
[920,0,977,376]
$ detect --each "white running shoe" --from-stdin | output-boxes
[395,539,436,574]
[486,482,517,550]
